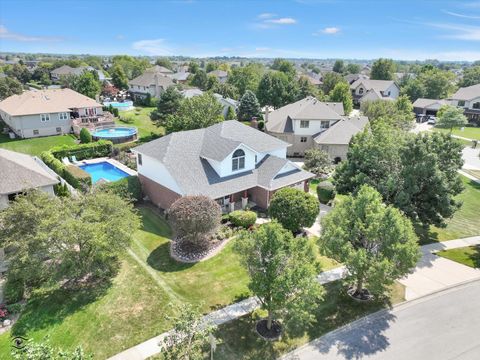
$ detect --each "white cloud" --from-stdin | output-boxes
[255,47,271,52]
[132,38,172,55]
[442,10,480,20]
[258,13,276,19]
[313,27,341,36]
[0,25,62,42]
[429,23,480,41]
[265,17,297,24]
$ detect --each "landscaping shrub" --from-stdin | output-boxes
[54,182,70,197]
[119,115,134,124]
[65,165,92,189]
[229,210,257,229]
[40,151,66,175]
[0,304,8,321]
[99,176,142,202]
[6,302,23,315]
[4,277,24,304]
[257,120,265,131]
[50,140,113,160]
[317,180,335,204]
[112,107,119,117]
[79,127,92,143]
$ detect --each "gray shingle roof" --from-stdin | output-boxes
[412,98,448,108]
[266,97,344,133]
[350,79,397,92]
[314,116,369,145]
[0,149,59,195]
[450,84,480,101]
[129,72,174,88]
[133,121,313,198]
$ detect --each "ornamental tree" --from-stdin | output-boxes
[303,148,332,177]
[79,127,92,143]
[237,90,260,121]
[320,185,420,297]
[269,187,319,233]
[234,221,323,333]
[0,190,140,292]
[437,105,468,132]
[168,195,221,243]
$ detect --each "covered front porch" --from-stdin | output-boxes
[216,190,257,214]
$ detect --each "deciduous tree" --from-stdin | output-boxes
[0,76,23,99]
[370,58,395,80]
[436,104,468,132]
[329,82,353,114]
[321,185,419,297]
[269,187,319,233]
[234,222,323,334]
[303,148,332,177]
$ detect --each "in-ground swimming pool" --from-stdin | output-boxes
[90,126,138,144]
[103,100,134,111]
[79,161,130,183]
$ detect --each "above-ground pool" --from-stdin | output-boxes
[91,126,137,144]
[103,100,134,111]
[79,161,130,183]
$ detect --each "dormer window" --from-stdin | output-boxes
[232,149,245,171]
[359,87,364,95]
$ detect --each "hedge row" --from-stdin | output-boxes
[98,176,142,202]
[40,152,91,190]
[229,210,257,229]
[50,140,113,161]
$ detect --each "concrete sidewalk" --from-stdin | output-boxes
[399,236,480,300]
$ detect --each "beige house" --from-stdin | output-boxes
[350,79,399,105]
[128,66,174,99]
[265,97,368,161]
[448,84,480,125]
[0,88,104,138]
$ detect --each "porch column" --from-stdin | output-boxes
[241,190,248,209]
[228,194,235,213]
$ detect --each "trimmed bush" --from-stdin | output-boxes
[65,165,92,189]
[99,176,142,202]
[317,181,335,204]
[50,140,113,161]
[229,210,257,229]
[40,151,66,175]
[79,128,92,144]
[257,120,265,131]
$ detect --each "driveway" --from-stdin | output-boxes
[462,147,480,170]
[411,122,433,134]
[281,279,480,360]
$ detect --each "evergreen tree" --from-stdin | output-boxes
[237,90,261,121]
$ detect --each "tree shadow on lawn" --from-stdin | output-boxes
[11,280,112,338]
[215,281,396,360]
[468,245,480,268]
[414,224,439,245]
[146,242,194,273]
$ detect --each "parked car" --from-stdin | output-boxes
[427,116,436,125]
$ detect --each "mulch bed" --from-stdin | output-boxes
[255,319,282,341]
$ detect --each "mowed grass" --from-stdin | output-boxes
[0,134,77,156]
[115,106,164,139]
[422,176,480,243]
[210,281,405,360]
[437,245,480,268]
[0,254,172,359]
[434,126,480,141]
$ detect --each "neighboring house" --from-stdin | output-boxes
[179,88,238,117]
[0,88,106,138]
[448,84,480,125]
[132,120,314,212]
[50,65,106,82]
[412,98,448,118]
[208,69,228,83]
[350,79,400,105]
[0,148,59,210]
[128,67,174,99]
[169,71,190,84]
[344,73,369,85]
[265,96,368,160]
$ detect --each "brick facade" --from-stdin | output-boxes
[139,174,181,210]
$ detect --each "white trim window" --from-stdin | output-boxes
[232,149,245,171]
[300,120,309,128]
[320,120,330,129]
[40,113,50,122]
[59,112,69,120]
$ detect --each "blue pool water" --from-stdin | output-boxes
[91,127,137,138]
[103,100,133,111]
[79,161,129,183]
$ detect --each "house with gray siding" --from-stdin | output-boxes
[132,120,314,212]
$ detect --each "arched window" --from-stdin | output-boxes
[232,149,245,171]
[358,87,364,95]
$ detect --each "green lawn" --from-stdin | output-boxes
[309,179,319,193]
[207,281,405,360]
[0,206,339,359]
[419,176,480,243]
[0,134,77,156]
[437,245,480,268]
[115,106,164,139]
[434,126,480,141]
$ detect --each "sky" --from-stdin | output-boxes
[1,0,480,61]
